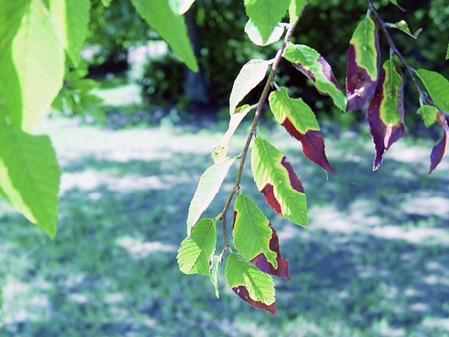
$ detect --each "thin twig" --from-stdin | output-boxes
[219,2,309,255]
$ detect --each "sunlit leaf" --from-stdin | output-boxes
[251,137,308,227]
[0,0,64,132]
[243,0,290,46]
[385,20,418,39]
[417,69,449,113]
[429,115,449,174]
[288,0,307,24]
[209,255,220,298]
[269,88,335,174]
[49,0,90,67]
[233,194,289,280]
[186,157,235,234]
[367,59,404,170]
[229,59,269,115]
[177,0,195,14]
[177,218,216,276]
[212,105,252,163]
[0,116,60,238]
[225,252,276,314]
[131,0,198,72]
[417,105,439,128]
[283,44,345,111]
[346,15,380,112]
[244,20,284,46]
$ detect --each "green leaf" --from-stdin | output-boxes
[0,0,26,47]
[288,0,307,24]
[70,79,101,93]
[446,42,449,60]
[49,0,90,68]
[225,252,276,314]
[212,105,252,163]
[417,69,449,113]
[229,60,269,115]
[385,20,419,39]
[177,218,216,276]
[367,59,405,170]
[186,158,235,234]
[233,194,277,269]
[417,105,439,128]
[251,137,308,227]
[243,0,290,46]
[346,15,380,112]
[0,0,64,132]
[209,255,220,298]
[101,0,113,6]
[269,88,335,174]
[233,194,290,280]
[0,116,61,238]
[131,0,198,72]
[244,20,284,46]
[283,44,345,111]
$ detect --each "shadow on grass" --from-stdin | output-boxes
[1,134,449,337]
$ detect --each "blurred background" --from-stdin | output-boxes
[1,0,449,336]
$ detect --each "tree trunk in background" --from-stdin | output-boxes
[184,6,209,106]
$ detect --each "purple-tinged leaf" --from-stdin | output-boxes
[346,16,380,112]
[429,115,449,174]
[269,88,335,175]
[367,60,404,170]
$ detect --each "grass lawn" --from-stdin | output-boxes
[1,114,449,337]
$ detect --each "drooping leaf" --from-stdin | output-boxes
[130,0,198,72]
[212,105,252,162]
[288,0,307,24]
[283,44,345,111]
[243,0,290,46]
[225,252,276,314]
[251,136,308,227]
[417,69,449,113]
[429,115,449,174]
[233,194,290,280]
[0,116,60,238]
[186,157,235,234]
[177,218,216,276]
[367,59,405,170]
[209,255,220,298]
[244,20,284,46]
[229,60,269,115]
[0,0,64,132]
[385,20,420,39]
[346,15,380,112]
[269,88,335,175]
[417,105,439,128]
[49,0,90,67]
[177,0,195,14]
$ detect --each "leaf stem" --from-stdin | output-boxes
[219,3,308,256]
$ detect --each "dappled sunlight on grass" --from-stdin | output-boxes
[2,116,449,336]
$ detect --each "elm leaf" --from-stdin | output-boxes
[212,105,252,163]
[288,0,307,24]
[429,116,449,174]
[186,157,235,234]
[229,60,269,115]
[367,59,405,170]
[233,194,290,280]
[269,88,335,175]
[177,0,195,14]
[244,20,284,46]
[283,44,345,111]
[177,218,216,276]
[346,15,380,112]
[417,105,439,128]
[0,116,61,238]
[417,69,449,113]
[243,0,290,46]
[251,136,308,227]
[225,252,276,314]
[131,0,198,72]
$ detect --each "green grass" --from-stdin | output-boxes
[1,115,449,336]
